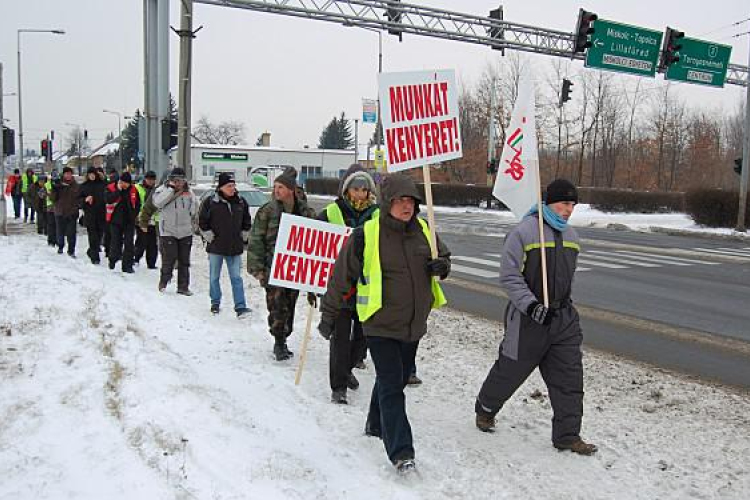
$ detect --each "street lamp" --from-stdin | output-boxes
[17,28,65,170]
[103,109,123,170]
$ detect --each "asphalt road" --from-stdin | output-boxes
[309,197,750,389]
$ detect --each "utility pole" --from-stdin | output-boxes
[738,32,750,232]
[354,118,359,164]
[486,78,496,187]
[1,62,7,236]
[176,0,199,180]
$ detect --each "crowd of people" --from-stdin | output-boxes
[5,163,595,475]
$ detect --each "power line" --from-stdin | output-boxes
[696,17,750,37]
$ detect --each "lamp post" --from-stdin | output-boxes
[103,109,123,170]
[17,29,65,171]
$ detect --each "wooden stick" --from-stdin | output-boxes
[534,162,549,307]
[422,164,438,259]
[294,302,316,385]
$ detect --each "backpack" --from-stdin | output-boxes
[11,177,22,197]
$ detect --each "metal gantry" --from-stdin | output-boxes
[194,0,748,87]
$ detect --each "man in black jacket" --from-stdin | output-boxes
[50,167,80,257]
[79,166,107,264]
[198,173,252,317]
[105,172,141,273]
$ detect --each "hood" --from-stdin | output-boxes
[379,173,422,219]
[337,164,376,197]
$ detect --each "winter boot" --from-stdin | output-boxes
[475,413,497,433]
[177,288,193,296]
[274,339,291,361]
[347,373,360,390]
[331,389,348,404]
[395,458,416,475]
[554,438,598,456]
[407,373,422,386]
[236,307,251,319]
[210,304,220,315]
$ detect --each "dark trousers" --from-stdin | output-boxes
[86,218,106,264]
[476,307,584,446]
[55,214,77,254]
[104,222,112,257]
[366,336,419,464]
[12,195,22,218]
[23,195,34,222]
[330,309,365,391]
[160,236,192,290]
[109,223,136,271]
[264,285,299,340]
[36,210,47,234]
[135,226,158,268]
[46,211,57,245]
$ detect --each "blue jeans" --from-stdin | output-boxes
[208,253,247,311]
[366,336,419,464]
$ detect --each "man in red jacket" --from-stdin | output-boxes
[4,169,22,219]
[105,172,141,273]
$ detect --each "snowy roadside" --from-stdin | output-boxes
[1,233,749,499]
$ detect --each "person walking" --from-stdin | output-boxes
[474,179,597,456]
[247,167,316,361]
[29,175,48,235]
[4,169,23,219]
[79,166,107,264]
[319,173,451,474]
[50,167,80,257]
[105,172,141,273]
[21,168,38,223]
[134,171,159,269]
[43,173,57,246]
[198,172,252,318]
[317,164,379,404]
[152,167,198,295]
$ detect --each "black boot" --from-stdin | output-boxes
[274,339,291,361]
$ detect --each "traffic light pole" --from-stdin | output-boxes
[738,35,750,232]
[176,0,196,181]
[1,61,7,236]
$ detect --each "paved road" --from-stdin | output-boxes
[308,198,750,388]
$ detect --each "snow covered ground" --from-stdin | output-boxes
[1,232,750,499]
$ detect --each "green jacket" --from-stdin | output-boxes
[246,196,316,277]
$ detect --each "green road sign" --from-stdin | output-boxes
[665,37,732,87]
[585,19,663,77]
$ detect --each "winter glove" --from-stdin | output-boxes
[307,292,318,308]
[426,257,451,279]
[527,301,553,326]
[241,230,250,246]
[318,317,335,340]
[202,230,215,244]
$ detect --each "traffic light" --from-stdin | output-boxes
[735,158,743,176]
[573,9,598,53]
[161,118,178,151]
[488,6,504,52]
[385,0,403,42]
[2,126,14,156]
[660,27,684,69]
[560,78,573,107]
[41,139,49,160]
[487,157,498,175]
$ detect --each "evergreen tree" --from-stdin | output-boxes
[318,112,353,150]
[120,110,142,170]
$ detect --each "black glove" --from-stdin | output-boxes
[527,302,553,326]
[318,317,335,340]
[307,292,318,308]
[426,257,450,278]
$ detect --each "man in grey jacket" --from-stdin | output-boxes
[474,179,597,456]
[152,167,198,295]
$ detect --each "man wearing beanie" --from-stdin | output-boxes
[474,178,597,456]
[247,167,316,361]
[317,164,379,404]
[198,172,252,318]
[79,166,108,264]
[134,171,159,269]
[152,167,198,294]
[105,171,141,273]
[50,166,80,257]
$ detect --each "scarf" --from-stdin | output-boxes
[345,193,375,212]
[526,203,568,232]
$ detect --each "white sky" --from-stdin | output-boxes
[1,0,748,152]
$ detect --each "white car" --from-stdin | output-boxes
[193,182,270,218]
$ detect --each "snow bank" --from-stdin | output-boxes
[1,233,749,499]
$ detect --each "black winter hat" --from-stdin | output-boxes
[87,166,97,175]
[120,172,132,184]
[545,179,578,205]
[144,170,157,179]
[169,167,186,180]
[62,167,73,174]
[217,172,235,188]
[275,167,297,190]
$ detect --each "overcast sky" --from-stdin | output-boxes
[1,0,748,153]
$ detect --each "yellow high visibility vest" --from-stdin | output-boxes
[356,217,446,322]
[44,180,53,208]
[326,203,345,226]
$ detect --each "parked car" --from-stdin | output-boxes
[194,182,270,218]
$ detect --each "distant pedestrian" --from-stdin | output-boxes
[134,171,159,269]
[50,167,80,257]
[29,175,48,235]
[21,168,38,223]
[198,172,252,318]
[44,174,57,246]
[79,166,107,264]
[4,169,22,219]
[474,179,597,456]
[105,172,141,273]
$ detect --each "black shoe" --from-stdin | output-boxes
[177,289,193,296]
[347,373,360,391]
[109,261,116,270]
[68,254,76,259]
[274,341,292,361]
[57,248,64,254]
[354,360,367,370]
[122,268,135,274]
[331,389,348,404]
[407,374,422,386]
[158,283,167,293]
[395,458,416,475]
[211,304,220,315]
[236,307,251,319]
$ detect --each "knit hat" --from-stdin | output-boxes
[120,172,132,184]
[275,167,297,190]
[341,164,376,194]
[545,179,578,205]
[62,167,73,174]
[217,172,235,188]
[87,166,97,175]
[144,170,157,179]
[169,167,186,180]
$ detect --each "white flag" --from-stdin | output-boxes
[492,73,540,220]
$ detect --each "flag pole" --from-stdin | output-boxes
[294,302,316,385]
[422,164,438,259]
[535,162,549,307]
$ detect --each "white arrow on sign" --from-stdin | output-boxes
[593,39,604,48]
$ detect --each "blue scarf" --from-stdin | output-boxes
[526,203,568,232]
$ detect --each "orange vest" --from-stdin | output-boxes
[105,183,139,222]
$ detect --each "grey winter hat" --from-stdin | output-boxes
[169,167,187,180]
[275,167,298,190]
[343,171,375,192]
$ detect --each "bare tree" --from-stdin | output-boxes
[193,116,247,145]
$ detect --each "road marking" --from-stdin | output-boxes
[577,258,628,269]
[614,250,718,265]
[483,253,501,258]
[693,247,750,258]
[585,251,661,268]
[452,256,501,268]
[450,264,498,279]
[716,247,750,256]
